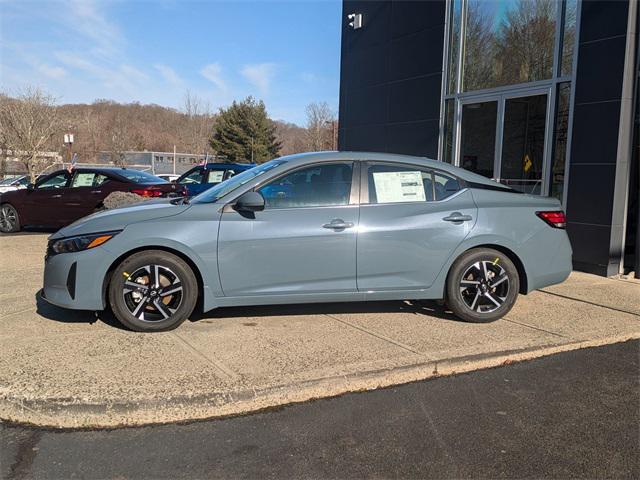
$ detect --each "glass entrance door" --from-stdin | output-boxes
[459,100,499,178]
[455,89,550,195]
[499,93,548,194]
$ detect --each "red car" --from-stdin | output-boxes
[0,167,186,233]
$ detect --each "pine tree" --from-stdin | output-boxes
[209,97,281,163]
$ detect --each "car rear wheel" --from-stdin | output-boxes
[446,248,519,323]
[108,250,198,332]
[0,204,20,233]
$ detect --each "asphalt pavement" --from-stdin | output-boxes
[2,340,638,479]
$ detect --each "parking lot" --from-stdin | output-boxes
[1,233,640,428]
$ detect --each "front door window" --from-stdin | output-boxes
[36,172,69,189]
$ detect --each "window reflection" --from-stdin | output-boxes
[551,82,571,200]
[462,0,556,92]
[460,101,498,178]
[561,0,577,76]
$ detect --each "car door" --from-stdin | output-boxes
[176,167,206,196]
[63,171,113,221]
[357,162,478,291]
[21,170,72,226]
[217,161,359,297]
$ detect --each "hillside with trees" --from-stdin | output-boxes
[0,88,335,177]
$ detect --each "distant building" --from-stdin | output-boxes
[96,151,226,175]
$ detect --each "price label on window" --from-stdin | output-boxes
[373,171,426,203]
[207,170,225,184]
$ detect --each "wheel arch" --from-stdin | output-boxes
[447,243,529,295]
[102,245,206,313]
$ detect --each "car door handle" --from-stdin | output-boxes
[323,219,354,230]
[90,190,102,194]
[443,212,472,222]
[51,194,62,199]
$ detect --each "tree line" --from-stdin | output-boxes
[0,88,337,181]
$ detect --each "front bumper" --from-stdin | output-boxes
[42,247,112,311]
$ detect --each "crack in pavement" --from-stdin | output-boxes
[539,289,640,318]
[503,317,566,338]
[324,313,433,359]
[171,331,239,380]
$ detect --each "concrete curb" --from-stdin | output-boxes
[2,333,638,429]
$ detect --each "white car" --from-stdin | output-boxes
[155,174,179,182]
[0,176,30,193]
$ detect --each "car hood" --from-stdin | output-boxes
[50,199,192,240]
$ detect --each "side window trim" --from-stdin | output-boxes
[361,161,464,205]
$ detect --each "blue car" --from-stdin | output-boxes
[176,163,255,196]
[42,152,572,332]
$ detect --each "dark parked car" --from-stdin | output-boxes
[176,163,255,196]
[0,167,186,233]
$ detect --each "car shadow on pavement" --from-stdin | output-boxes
[193,299,461,323]
[34,290,127,330]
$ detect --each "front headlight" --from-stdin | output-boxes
[49,231,121,255]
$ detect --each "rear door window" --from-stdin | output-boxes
[367,164,460,203]
[205,170,225,184]
[71,172,110,188]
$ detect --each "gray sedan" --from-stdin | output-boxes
[42,152,572,332]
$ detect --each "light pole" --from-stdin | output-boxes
[63,133,74,167]
[324,120,337,150]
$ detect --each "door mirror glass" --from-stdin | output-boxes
[233,191,265,213]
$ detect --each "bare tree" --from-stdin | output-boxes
[305,102,335,151]
[0,87,61,182]
[107,112,129,166]
[183,90,214,155]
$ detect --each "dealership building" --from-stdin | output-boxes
[338,0,639,277]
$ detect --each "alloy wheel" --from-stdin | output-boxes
[459,260,510,314]
[122,264,184,322]
[0,205,17,232]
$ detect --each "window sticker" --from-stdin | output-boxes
[207,170,225,184]
[373,171,426,203]
[72,173,95,187]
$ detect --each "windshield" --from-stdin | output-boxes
[117,169,168,184]
[191,160,286,203]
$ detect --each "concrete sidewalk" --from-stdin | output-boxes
[1,234,639,428]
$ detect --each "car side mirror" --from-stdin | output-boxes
[27,183,34,191]
[233,191,265,213]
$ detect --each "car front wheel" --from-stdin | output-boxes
[108,250,198,332]
[0,204,20,233]
[446,248,520,323]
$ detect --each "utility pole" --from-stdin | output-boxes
[173,145,177,175]
[63,133,74,167]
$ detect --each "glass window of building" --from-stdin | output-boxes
[462,0,556,92]
[550,82,571,200]
[560,0,577,76]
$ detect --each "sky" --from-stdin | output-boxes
[0,0,342,125]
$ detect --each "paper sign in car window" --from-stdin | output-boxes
[373,171,426,203]
[207,170,225,183]
[73,173,95,187]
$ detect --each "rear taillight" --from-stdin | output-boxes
[536,211,566,229]
[131,188,164,198]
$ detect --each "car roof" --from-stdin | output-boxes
[200,163,255,169]
[277,151,509,191]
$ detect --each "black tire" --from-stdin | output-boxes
[108,250,198,332]
[446,248,520,323]
[0,203,20,233]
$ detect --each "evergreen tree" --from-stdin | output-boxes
[209,97,281,163]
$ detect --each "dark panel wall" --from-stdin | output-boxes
[566,0,630,276]
[338,0,446,158]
